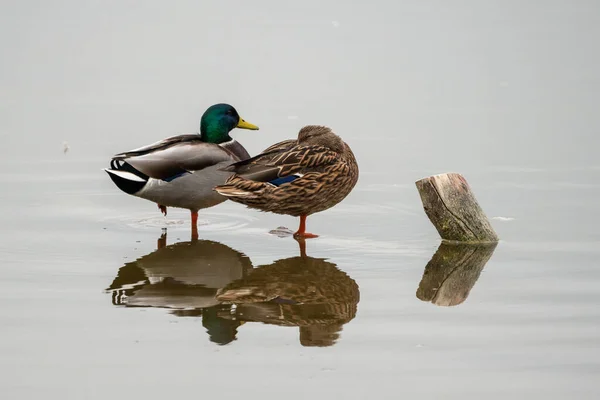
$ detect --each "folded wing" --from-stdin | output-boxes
[112,135,235,181]
[222,140,341,184]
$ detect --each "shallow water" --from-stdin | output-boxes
[1,1,599,399]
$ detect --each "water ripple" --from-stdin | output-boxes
[103,210,259,233]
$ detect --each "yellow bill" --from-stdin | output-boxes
[237,117,259,130]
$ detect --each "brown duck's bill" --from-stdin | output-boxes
[237,118,259,130]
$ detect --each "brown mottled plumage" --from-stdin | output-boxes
[214,125,359,237]
[215,254,360,347]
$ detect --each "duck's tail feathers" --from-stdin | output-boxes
[213,175,264,199]
[105,160,149,195]
[213,186,256,198]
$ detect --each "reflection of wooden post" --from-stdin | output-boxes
[417,243,497,306]
[415,173,499,243]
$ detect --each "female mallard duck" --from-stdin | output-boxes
[105,103,258,238]
[216,243,360,347]
[214,125,358,238]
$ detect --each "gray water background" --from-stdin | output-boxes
[1,1,599,399]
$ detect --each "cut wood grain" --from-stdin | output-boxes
[415,173,499,243]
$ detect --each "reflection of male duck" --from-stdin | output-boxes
[417,243,497,306]
[106,232,252,345]
[107,235,359,347]
[217,240,360,347]
[108,232,252,308]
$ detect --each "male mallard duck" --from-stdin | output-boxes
[214,125,358,238]
[105,103,258,238]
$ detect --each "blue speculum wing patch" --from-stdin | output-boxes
[271,297,299,305]
[268,175,300,186]
[163,171,190,182]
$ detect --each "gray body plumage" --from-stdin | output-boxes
[135,162,235,211]
[105,135,250,212]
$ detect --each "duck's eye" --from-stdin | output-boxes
[226,109,234,115]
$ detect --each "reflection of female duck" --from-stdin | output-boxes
[217,245,360,347]
[106,233,252,345]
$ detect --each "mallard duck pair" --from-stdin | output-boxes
[105,103,359,238]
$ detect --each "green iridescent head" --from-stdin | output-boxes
[199,103,259,143]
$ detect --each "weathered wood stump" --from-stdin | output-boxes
[416,242,497,306]
[415,173,499,243]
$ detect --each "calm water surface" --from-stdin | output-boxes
[1,1,599,399]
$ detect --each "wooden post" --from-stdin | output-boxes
[415,173,499,243]
[416,242,497,306]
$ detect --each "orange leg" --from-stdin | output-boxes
[157,231,167,249]
[296,238,308,257]
[293,215,318,239]
[158,204,167,216]
[191,211,199,240]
